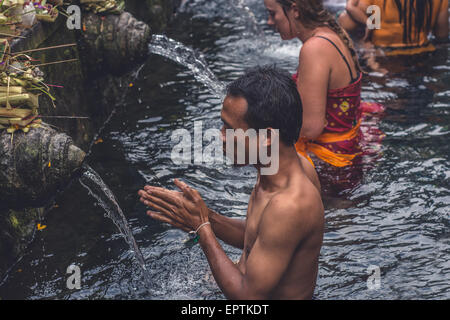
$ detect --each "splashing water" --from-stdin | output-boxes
[181,0,264,34]
[180,0,267,47]
[148,34,226,98]
[79,164,151,283]
[230,0,266,39]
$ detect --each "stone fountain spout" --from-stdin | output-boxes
[0,124,86,208]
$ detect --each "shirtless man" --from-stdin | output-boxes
[138,66,324,299]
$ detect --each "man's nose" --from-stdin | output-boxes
[267,16,275,26]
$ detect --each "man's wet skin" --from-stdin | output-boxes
[139,70,324,299]
[222,96,324,299]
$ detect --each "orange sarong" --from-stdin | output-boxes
[295,120,362,168]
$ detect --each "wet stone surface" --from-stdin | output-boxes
[0,125,85,207]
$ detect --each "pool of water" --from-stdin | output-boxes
[0,0,449,299]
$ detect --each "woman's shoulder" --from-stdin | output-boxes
[300,34,335,58]
[300,33,345,61]
[298,39,333,73]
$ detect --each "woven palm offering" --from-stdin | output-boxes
[33,0,59,23]
[0,0,24,12]
[0,43,54,133]
[0,0,25,36]
[80,0,124,14]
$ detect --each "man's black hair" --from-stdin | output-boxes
[226,65,302,145]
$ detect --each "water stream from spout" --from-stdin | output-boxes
[79,164,151,284]
[148,34,226,98]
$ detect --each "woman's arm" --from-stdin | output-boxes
[338,11,360,32]
[433,0,449,42]
[346,0,370,25]
[296,39,330,140]
[339,0,372,34]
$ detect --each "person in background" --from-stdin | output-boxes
[337,0,368,35]
[338,0,449,56]
[264,0,384,195]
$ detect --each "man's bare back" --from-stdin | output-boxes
[236,155,323,299]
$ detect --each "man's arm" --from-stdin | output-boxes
[139,185,245,249]
[208,188,255,249]
[198,197,313,299]
[209,209,245,249]
[140,180,319,299]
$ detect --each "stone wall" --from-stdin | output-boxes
[0,0,181,277]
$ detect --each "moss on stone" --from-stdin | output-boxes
[9,214,19,229]
[0,207,43,276]
[7,208,41,237]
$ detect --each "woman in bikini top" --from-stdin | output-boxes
[264,0,384,168]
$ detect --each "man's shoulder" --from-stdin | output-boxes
[255,191,323,247]
[263,188,323,231]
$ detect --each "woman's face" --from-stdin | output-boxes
[264,0,296,40]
